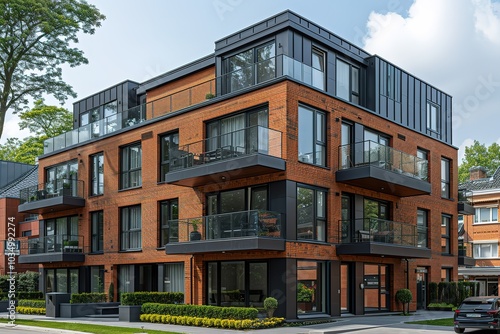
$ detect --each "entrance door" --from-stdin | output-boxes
[416,268,428,309]
[341,263,351,313]
[364,264,390,312]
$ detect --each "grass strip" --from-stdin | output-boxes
[0,318,180,334]
[406,318,454,327]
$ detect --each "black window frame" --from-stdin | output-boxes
[298,104,326,167]
[159,199,179,247]
[441,214,451,255]
[90,152,104,196]
[441,157,451,199]
[120,142,142,190]
[336,58,360,104]
[120,205,142,251]
[417,208,428,248]
[159,132,179,182]
[297,184,327,242]
[426,101,440,133]
[90,211,103,253]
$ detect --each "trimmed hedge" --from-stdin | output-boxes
[70,292,107,303]
[16,306,46,315]
[121,292,184,305]
[140,313,284,329]
[0,291,43,300]
[142,303,258,320]
[18,299,46,308]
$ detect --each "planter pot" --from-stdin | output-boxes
[190,231,201,241]
[119,305,142,322]
[60,302,120,318]
[0,300,9,312]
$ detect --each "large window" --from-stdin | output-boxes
[416,148,429,180]
[120,143,142,189]
[474,207,498,224]
[297,185,326,241]
[120,205,141,250]
[298,105,326,166]
[441,214,451,254]
[90,266,104,293]
[207,261,267,308]
[441,158,450,198]
[45,160,78,196]
[427,101,440,133]
[312,48,325,90]
[159,132,179,181]
[45,268,79,294]
[473,242,498,259]
[91,211,103,253]
[90,152,104,196]
[297,260,326,314]
[44,216,78,248]
[224,42,275,93]
[382,63,400,101]
[417,209,428,248]
[159,199,179,246]
[336,59,359,103]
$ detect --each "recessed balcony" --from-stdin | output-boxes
[458,241,475,266]
[336,218,431,258]
[336,141,431,197]
[18,179,85,214]
[165,126,285,187]
[18,235,85,264]
[165,210,284,254]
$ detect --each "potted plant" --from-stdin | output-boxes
[190,218,202,241]
[205,92,215,99]
[263,297,278,318]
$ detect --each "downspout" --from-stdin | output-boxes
[190,255,194,305]
[405,258,409,289]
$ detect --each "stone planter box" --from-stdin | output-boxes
[60,302,120,318]
[119,305,142,322]
[0,300,9,312]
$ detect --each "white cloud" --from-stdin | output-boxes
[362,0,500,153]
[0,113,31,145]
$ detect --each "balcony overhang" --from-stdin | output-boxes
[166,154,286,187]
[18,252,85,264]
[18,196,85,214]
[335,165,430,197]
[336,242,431,258]
[458,255,476,267]
[458,202,475,215]
[165,237,285,254]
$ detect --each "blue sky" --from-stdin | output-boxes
[4,0,500,163]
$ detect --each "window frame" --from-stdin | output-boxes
[426,101,440,133]
[473,242,499,259]
[159,199,179,247]
[120,142,142,190]
[311,47,326,90]
[474,207,499,224]
[297,184,327,242]
[441,157,451,199]
[90,152,104,196]
[90,211,103,253]
[417,208,428,248]
[159,132,179,182]
[298,104,326,167]
[120,205,142,251]
[336,58,360,103]
[441,214,451,255]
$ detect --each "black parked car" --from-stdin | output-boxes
[454,296,500,333]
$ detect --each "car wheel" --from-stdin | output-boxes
[454,328,464,334]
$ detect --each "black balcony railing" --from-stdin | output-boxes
[338,140,428,180]
[19,234,84,255]
[339,218,418,247]
[43,55,323,154]
[167,210,281,243]
[167,125,282,173]
[19,179,84,204]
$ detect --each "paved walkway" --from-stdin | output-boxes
[0,310,454,334]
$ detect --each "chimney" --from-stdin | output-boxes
[469,166,487,180]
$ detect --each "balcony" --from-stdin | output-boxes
[165,210,284,254]
[18,235,85,264]
[336,141,431,197]
[43,55,325,155]
[458,189,475,215]
[336,218,431,258]
[458,241,475,266]
[165,126,285,187]
[18,179,85,214]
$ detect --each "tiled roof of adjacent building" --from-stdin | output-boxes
[459,166,500,191]
[0,165,38,198]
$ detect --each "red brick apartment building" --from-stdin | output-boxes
[458,167,500,295]
[16,11,460,319]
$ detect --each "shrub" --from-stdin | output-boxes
[263,297,278,318]
[395,289,412,315]
[141,303,258,320]
[70,292,107,303]
[108,282,114,302]
[428,282,438,303]
[18,299,46,308]
[121,291,184,305]
[16,306,46,315]
[297,283,313,302]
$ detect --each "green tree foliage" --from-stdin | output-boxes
[459,140,500,182]
[0,0,105,139]
[0,100,72,164]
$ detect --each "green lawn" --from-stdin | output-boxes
[406,318,454,327]
[0,318,181,334]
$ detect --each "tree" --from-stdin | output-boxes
[395,288,412,315]
[0,0,105,139]
[0,101,72,164]
[458,140,500,182]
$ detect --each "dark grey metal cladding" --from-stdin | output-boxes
[165,237,285,254]
[72,80,139,128]
[458,255,475,267]
[0,161,34,190]
[18,252,85,264]
[458,202,475,215]
[335,165,431,197]
[18,196,85,214]
[336,242,431,259]
[165,154,285,187]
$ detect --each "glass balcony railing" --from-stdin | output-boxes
[458,189,473,203]
[19,234,84,255]
[168,125,282,171]
[19,178,84,204]
[338,140,428,180]
[167,210,281,243]
[44,55,323,154]
[339,218,418,247]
